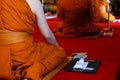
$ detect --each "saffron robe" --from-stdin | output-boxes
[53,0,102,37]
[0,0,67,80]
[91,0,115,22]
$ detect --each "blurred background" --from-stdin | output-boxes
[40,0,120,16]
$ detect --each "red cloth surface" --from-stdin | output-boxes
[33,18,120,80]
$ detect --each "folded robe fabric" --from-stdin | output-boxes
[0,0,67,80]
[53,0,102,37]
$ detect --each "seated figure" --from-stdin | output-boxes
[53,0,102,37]
[91,0,115,22]
[0,0,67,80]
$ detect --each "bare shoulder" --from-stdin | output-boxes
[26,0,42,13]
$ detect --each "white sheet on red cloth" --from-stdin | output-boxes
[113,19,120,23]
[46,15,57,20]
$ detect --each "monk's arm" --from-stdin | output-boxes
[57,3,64,20]
[89,0,94,21]
[26,0,58,45]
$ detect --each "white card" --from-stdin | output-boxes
[73,59,89,70]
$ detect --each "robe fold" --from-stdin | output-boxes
[91,0,115,22]
[53,0,102,37]
[0,0,67,80]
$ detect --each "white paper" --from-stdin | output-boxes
[73,59,89,70]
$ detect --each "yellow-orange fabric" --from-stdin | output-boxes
[91,0,115,22]
[53,0,102,37]
[0,0,67,80]
[0,30,32,45]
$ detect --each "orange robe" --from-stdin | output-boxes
[0,0,67,80]
[91,0,115,22]
[53,0,102,37]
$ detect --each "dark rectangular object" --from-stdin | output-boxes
[64,59,101,74]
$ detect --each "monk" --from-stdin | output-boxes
[0,0,67,80]
[53,0,102,37]
[91,0,115,22]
